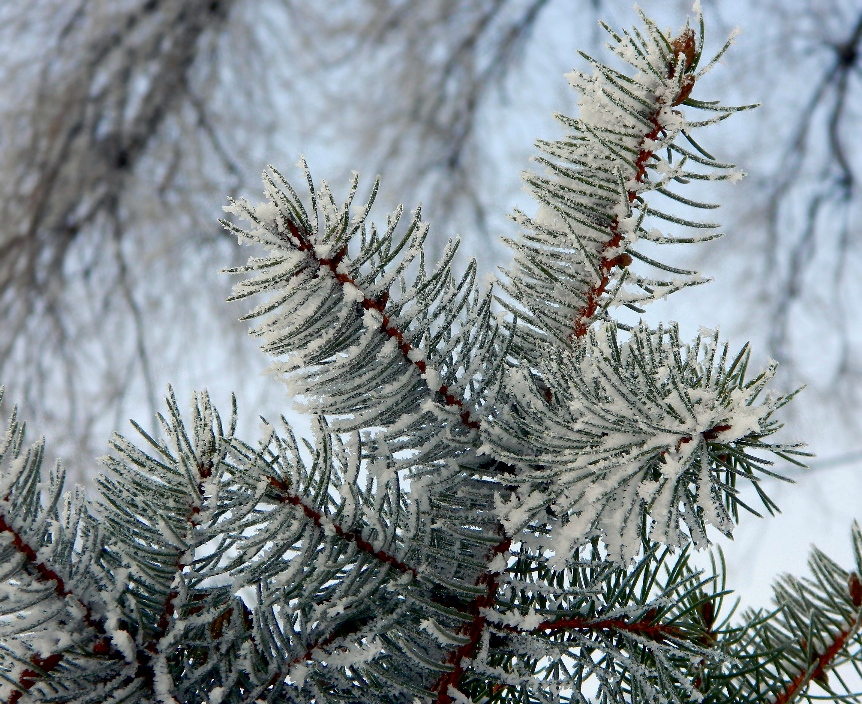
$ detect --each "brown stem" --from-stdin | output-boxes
[671,423,732,453]
[0,507,121,700]
[267,476,418,578]
[568,120,660,341]
[146,459,214,650]
[432,536,512,704]
[772,622,860,704]
[570,32,695,341]
[282,218,481,430]
[430,35,698,703]
[7,654,65,704]
[524,612,681,641]
[132,459,216,697]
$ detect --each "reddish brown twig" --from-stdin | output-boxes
[0,513,75,606]
[432,536,512,704]
[281,218,481,430]
[526,612,682,641]
[771,575,862,704]
[0,508,120,701]
[568,116,659,341]
[147,459,214,646]
[570,30,697,341]
[267,476,418,578]
[7,653,65,704]
[131,459,218,696]
[671,424,732,454]
[771,627,855,704]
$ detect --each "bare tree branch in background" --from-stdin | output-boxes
[300,0,601,252]
[0,0,303,478]
[758,4,862,382]
[689,0,862,430]
[0,0,605,481]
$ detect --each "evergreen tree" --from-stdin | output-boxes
[1,8,860,703]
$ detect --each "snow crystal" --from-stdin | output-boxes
[326,638,383,667]
[716,402,763,442]
[422,367,441,391]
[447,686,473,704]
[499,490,549,534]
[289,662,309,688]
[362,308,384,329]
[487,552,508,573]
[222,198,252,221]
[659,450,691,482]
[254,201,278,224]
[637,479,660,502]
[377,337,398,360]
[208,687,225,704]
[153,654,180,704]
[341,282,364,304]
[108,625,136,663]
[320,518,337,537]
[533,204,563,230]
[483,606,544,631]
[421,619,466,646]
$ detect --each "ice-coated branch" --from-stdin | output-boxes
[283,209,483,431]
[0,506,73,703]
[568,28,696,341]
[222,164,508,446]
[499,11,751,358]
[0,391,130,703]
[0,6,835,703]
[432,535,512,704]
[265,474,419,578]
[489,323,805,564]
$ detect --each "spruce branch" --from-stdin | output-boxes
[452,542,743,704]
[131,392,225,698]
[567,27,697,342]
[713,524,862,704]
[488,321,806,564]
[221,163,508,441]
[0,389,125,703]
[499,10,753,359]
[264,473,419,579]
[432,534,512,704]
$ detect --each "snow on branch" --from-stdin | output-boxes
[0,390,125,702]
[221,163,509,447]
[491,323,806,564]
[499,11,753,357]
